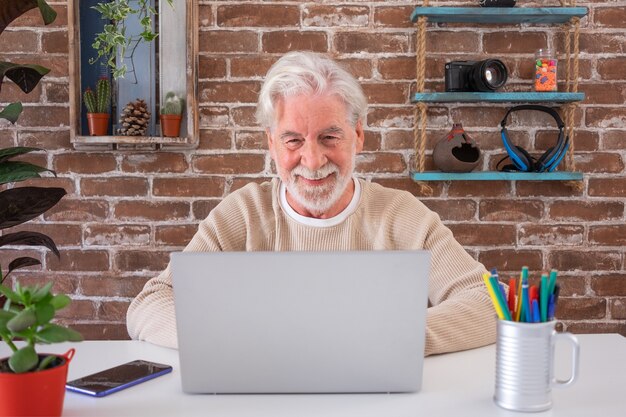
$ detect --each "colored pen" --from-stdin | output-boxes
[532,299,541,323]
[540,274,548,322]
[508,278,516,316]
[548,269,558,296]
[548,294,555,321]
[484,273,505,320]
[490,275,512,321]
[516,267,528,322]
[521,277,530,323]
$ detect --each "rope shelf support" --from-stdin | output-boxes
[413,0,432,195]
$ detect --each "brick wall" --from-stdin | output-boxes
[1,0,624,339]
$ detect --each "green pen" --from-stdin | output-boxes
[540,274,548,322]
[548,269,558,297]
[489,275,512,321]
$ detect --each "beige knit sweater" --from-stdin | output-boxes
[127,179,496,356]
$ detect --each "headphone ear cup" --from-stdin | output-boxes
[514,146,534,172]
[501,128,531,171]
[536,147,555,172]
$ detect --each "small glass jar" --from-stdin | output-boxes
[534,49,557,92]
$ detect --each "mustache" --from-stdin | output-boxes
[291,163,339,180]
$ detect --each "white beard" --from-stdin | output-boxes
[283,157,355,215]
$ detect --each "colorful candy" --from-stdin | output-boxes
[534,50,557,92]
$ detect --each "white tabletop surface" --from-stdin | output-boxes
[2,334,625,417]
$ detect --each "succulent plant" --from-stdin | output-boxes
[160,92,184,115]
[83,78,111,114]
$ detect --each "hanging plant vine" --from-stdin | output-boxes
[90,0,173,80]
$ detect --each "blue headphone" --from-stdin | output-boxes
[499,105,570,173]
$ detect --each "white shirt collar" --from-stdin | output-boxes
[279,178,361,227]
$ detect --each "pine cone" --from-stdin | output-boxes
[117,99,151,136]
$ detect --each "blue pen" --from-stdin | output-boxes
[522,277,530,323]
[548,294,555,321]
[532,299,540,323]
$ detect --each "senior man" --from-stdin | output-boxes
[127,51,496,355]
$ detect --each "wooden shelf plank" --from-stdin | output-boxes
[410,7,588,24]
[412,92,585,103]
[411,171,583,181]
[72,135,192,145]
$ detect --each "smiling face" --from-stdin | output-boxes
[267,93,364,219]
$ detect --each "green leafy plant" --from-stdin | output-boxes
[0,1,56,123]
[90,0,173,80]
[160,91,184,115]
[0,281,83,373]
[83,78,111,114]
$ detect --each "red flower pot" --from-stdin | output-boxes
[160,114,183,137]
[0,349,74,417]
[86,113,110,136]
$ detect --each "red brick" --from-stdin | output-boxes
[448,224,516,246]
[235,131,267,150]
[585,107,626,129]
[536,129,599,152]
[549,201,623,221]
[597,58,626,81]
[303,5,369,27]
[591,273,626,296]
[114,201,189,221]
[15,106,69,128]
[4,54,68,77]
[0,30,37,53]
[580,83,626,105]
[199,81,260,103]
[589,178,626,197]
[478,250,543,271]
[450,107,506,128]
[362,82,409,105]
[1,82,42,103]
[428,31,480,53]
[558,297,606,320]
[603,130,626,150]
[199,106,229,128]
[199,31,258,53]
[84,225,151,246]
[45,199,109,222]
[54,153,116,174]
[55,300,97,320]
[564,322,626,336]
[548,250,621,272]
[263,31,328,53]
[594,7,626,29]
[519,224,584,246]
[335,33,409,54]
[81,178,149,197]
[114,250,169,272]
[47,250,110,272]
[367,107,414,129]
[589,225,626,246]
[17,130,70,150]
[421,199,477,221]
[337,58,373,80]
[484,32,548,54]
[448,181,511,198]
[9,223,82,246]
[198,56,226,79]
[11,272,79,295]
[153,177,225,197]
[610,298,626,319]
[11,5,68,27]
[217,5,299,27]
[231,106,257,127]
[370,178,444,198]
[79,275,149,298]
[69,324,130,340]
[19,177,75,195]
[120,153,188,173]
[363,131,381,152]
[198,129,233,150]
[230,56,276,78]
[192,154,266,175]
[552,274,587,297]
[198,4,212,27]
[355,152,406,174]
[373,6,413,28]
[41,30,67,54]
[378,57,447,81]
[98,301,131,321]
[516,181,584,197]
[155,225,198,246]
[192,200,222,220]
[479,200,544,222]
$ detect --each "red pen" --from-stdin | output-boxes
[530,285,539,304]
[508,278,516,316]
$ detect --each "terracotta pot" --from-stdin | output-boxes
[0,349,74,417]
[86,113,110,136]
[160,114,183,137]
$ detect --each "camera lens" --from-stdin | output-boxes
[471,59,508,91]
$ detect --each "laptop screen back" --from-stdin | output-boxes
[172,250,431,394]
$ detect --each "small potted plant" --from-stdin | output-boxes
[0,281,83,417]
[160,91,184,137]
[83,77,111,136]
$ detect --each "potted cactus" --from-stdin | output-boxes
[159,91,184,137]
[83,77,111,136]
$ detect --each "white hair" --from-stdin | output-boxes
[256,52,367,129]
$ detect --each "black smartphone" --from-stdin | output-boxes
[65,360,172,397]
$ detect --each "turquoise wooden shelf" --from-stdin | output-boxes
[411,171,583,181]
[410,7,588,24]
[412,92,585,103]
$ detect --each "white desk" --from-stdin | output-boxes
[2,334,624,416]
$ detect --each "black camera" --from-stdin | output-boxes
[444,59,508,92]
[479,0,516,6]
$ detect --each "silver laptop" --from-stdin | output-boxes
[171,250,431,394]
